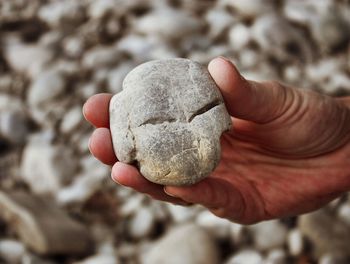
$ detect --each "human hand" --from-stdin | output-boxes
[83,57,350,224]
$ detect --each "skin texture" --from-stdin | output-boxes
[83,57,350,224]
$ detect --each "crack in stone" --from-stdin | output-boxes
[188,99,222,122]
[127,113,137,162]
[139,117,177,126]
[138,100,222,127]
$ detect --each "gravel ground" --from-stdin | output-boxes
[0,0,349,263]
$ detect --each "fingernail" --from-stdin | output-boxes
[218,56,231,62]
[88,136,92,152]
[82,103,87,120]
[164,187,178,198]
[111,174,122,185]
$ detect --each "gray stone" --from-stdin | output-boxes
[0,191,93,255]
[0,110,29,144]
[38,0,85,28]
[4,40,53,79]
[133,8,201,40]
[219,0,274,18]
[117,34,177,61]
[309,8,350,52]
[88,0,122,20]
[82,46,121,70]
[20,135,78,195]
[251,14,311,62]
[109,58,232,186]
[298,208,350,258]
[142,224,219,264]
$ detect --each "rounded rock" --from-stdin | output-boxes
[109,58,232,186]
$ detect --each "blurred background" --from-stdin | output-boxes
[0,0,350,263]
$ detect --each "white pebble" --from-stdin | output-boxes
[167,203,198,223]
[239,49,259,68]
[229,223,246,245]
[82,46,120,70]
[249,220,288,251]
[225,249,263,264]
[287,229,303,256]
[264,249,287,264]
[88,0,121,19]
[21,135,78,195]
[119,194,144,217]
[284,65,302,83]
[205,8,236,38]
[60,106,83,134]
[28,69,65,107]
[129,207,155,239]
[118,34,177,61]
[219,0,273,18]
[228,24,251,51]
[107,63,135,94]
[63,37,84,58]
[78,83,99,100]
[0,239,26,263]
[134,8,201,39]
[4,40,53,79]
[196,210,231,239]
[38,0,84,28]
[338,203,350,225]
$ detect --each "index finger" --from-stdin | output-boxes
[83,93,113,128]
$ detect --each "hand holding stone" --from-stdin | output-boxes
[84,57,350,224]
[109,59,232,186]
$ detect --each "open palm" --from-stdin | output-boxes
[84,57,350,224]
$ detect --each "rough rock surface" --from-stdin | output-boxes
[109,58,232,185]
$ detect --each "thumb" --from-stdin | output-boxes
[208,57,293,124]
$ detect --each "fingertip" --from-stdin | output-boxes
[84,93,113,128]
[208,57,249,116]
[89,128,117,165]
[208,57,241,82]
[111,162,142,186]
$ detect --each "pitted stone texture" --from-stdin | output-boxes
[109,58,232,186]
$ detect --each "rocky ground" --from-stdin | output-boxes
[0,0,350,263]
